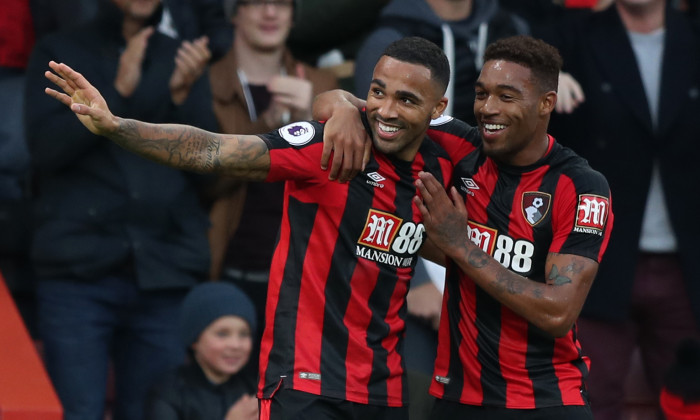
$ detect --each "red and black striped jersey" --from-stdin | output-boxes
[426,117,613,409]
[256,120,453,407]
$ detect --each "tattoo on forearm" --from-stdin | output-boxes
[547,264,573,286]
[113,120,219,171]
[467,248,489,268]
[495,271,526,295]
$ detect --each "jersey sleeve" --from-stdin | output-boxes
[427,116,481,165]
[260,121,327,183]
[550,167,614,263]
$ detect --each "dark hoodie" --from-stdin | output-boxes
[353,0,528,125]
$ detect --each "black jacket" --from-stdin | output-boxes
[146,362,255,420]
[544,5,700,324]
[24,2,217,288]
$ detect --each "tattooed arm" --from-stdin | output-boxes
[414,171,598,338]
[44,61,270,180]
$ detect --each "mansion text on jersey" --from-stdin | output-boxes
[356,245,414,267]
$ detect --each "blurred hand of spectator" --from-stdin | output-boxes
[225,393,259,420]
[555,71,585,114]
[407,281,442,331]
[265,64,313,125]
[170,35,211,105]
[114,26,154,97]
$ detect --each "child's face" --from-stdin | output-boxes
[192,315,253,384]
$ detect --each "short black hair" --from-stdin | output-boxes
[483,35,562,93]
[382,36,450,96]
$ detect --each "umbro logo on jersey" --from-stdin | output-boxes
[366,172,385,188]
[522,192,552,226]
[460,177,479,196]
[462,178,479,189]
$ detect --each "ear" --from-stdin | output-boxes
[540,91,557,116]
[431,96,449,120]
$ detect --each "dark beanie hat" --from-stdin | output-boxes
[180,282,257,347]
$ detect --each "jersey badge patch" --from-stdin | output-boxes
[575,194,609,235]
[521,192,552,226]
[278,121,315,146]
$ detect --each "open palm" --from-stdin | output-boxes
[44,60,118,136]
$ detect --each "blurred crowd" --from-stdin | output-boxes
[1,0,699,419]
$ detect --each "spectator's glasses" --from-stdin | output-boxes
[238,0,294,8]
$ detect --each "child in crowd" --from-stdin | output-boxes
[146,282,259,420]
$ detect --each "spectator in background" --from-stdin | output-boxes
[542,1,700,419]
[23,1,217,419]
[286,0,390,73]
[353,0,528,125]
[499,0,567,35]
[207,0,338,376]
[0,0,35,334]
[31,0,232,61]
[30,0,103,40]
[157,0,233,62]
[146,282,259,420]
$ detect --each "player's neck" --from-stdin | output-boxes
[426,0,472,21]
[234,37,285,85]
[616,1,665,33]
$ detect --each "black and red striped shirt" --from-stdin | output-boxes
[256,120,453,406]
[426,117,613,408]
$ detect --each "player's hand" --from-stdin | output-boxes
[225,394,258,420]
[114,26,154,97]
[414,171,469,258]
[319,102,371,183]
[555,71,585,114]
[170,36,211,105]
[45,61,119,136]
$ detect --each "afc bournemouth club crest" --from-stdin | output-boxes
[521,192,552,226]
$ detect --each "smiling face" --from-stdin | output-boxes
[365,56,447,161]
[191,315,252,384]
[474,59,555,166]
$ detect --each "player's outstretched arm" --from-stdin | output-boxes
[414,171,598,338]
[44,61,270,180]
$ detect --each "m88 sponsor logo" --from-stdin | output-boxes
[468,220,534,274]
[356,209,425,267]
